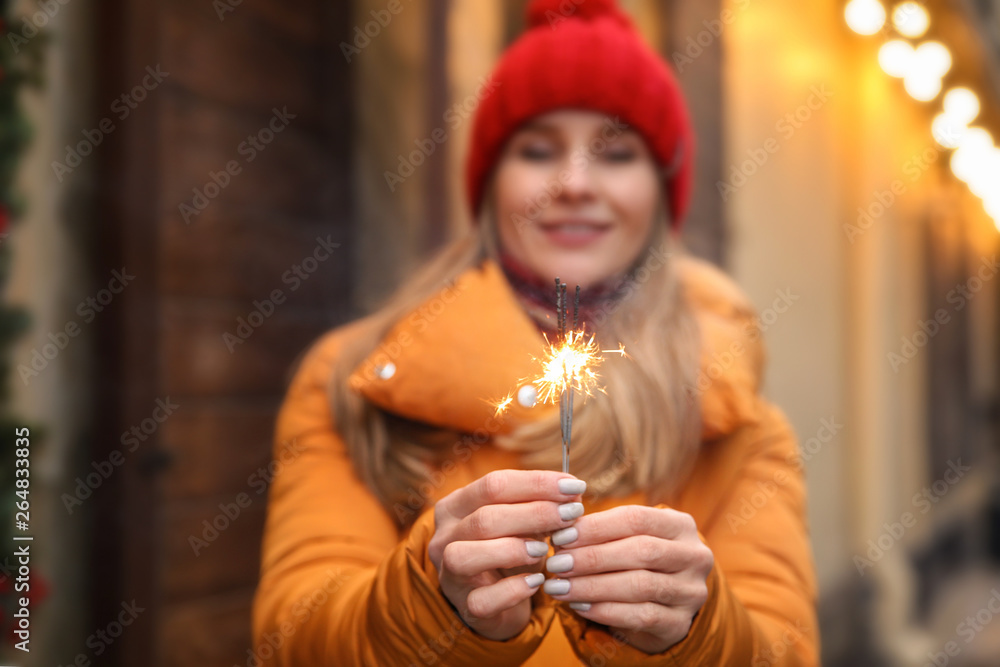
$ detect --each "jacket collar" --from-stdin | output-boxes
[349,258,763,442]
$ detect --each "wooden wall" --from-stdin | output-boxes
[96,0,353,664]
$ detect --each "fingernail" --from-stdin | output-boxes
[546,553,574,573]
[525,540,549,558]
[524,573,545,588]
[569,602,592,612]
[558,502,584,521]
[551,526,578,546]
[558,478,587,495]
[543,578,571,596]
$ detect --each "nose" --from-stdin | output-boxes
[557,149,598,204]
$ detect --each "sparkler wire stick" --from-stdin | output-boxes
[556,280,574,474]
[490,280,627,474]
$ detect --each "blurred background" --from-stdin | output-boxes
[1,0,998,665]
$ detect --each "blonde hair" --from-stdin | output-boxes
[330,214,702,526]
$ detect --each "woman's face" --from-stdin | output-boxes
[492,110,661,289]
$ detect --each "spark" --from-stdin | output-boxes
[491,392,514,417]
[534,330,604,405]
[488,279,626,475]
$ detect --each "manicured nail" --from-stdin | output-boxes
[525,540,549,558]
[543,578,571,596]
[558,478,587,495]
[558,502,584,521]
[524,573,545,588]
[569,602,592,612]
[551,526,578,546]
[546,554,574,573]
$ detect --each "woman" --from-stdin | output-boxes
[252,0,819,664]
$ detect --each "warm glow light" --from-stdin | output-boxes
[846,0,887,34]
[942,87,980,125]
[534,330,604,405]
[904,70,942,101]
[932,113,965,149]
[965,148,1000,198]
[950,128,994,182]
[959,128,995,153]
[985,196,1000,231]
[879,40,914,77]
[892,2,929,38]
[914,41,952,76]
[950,150,974,183]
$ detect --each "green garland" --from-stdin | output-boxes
[0,0,46,647]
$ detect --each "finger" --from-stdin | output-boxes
[543,570,706,606]
[465,572,546,620]
[551,534,705,576]
[569,601,694,646]
[567,600,676,634]
[454,500,584,542]
[441,537,549,578]
[563,505,696,548]
[443,470,586,519]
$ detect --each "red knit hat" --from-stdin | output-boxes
[465,0,695,228]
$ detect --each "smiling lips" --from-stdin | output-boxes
[538,219,613,248]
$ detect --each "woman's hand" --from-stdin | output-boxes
[542,505,714,654]
[427,469,587,641]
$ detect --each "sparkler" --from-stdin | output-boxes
[492,279,627,475]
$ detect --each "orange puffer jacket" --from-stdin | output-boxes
[252,256,819,666]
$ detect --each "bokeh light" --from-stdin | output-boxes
[942,87,980,125]
[892,2,929,38]
[846,0,887,35]
[879,39,914,77]
[903,69,942,101]
[932,113,966,149]
[914,40,951,77]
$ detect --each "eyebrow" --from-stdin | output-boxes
[515,121,560,136]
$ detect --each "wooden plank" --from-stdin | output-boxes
[162,0,327,131]
[160,212,349,302]
[663,0,726,266]
[161,297,339,397]
[161,500,265,603]
[95,0,167,664]
[159,588,256,666]
[160,400,280,501]
[158,90,343,223]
